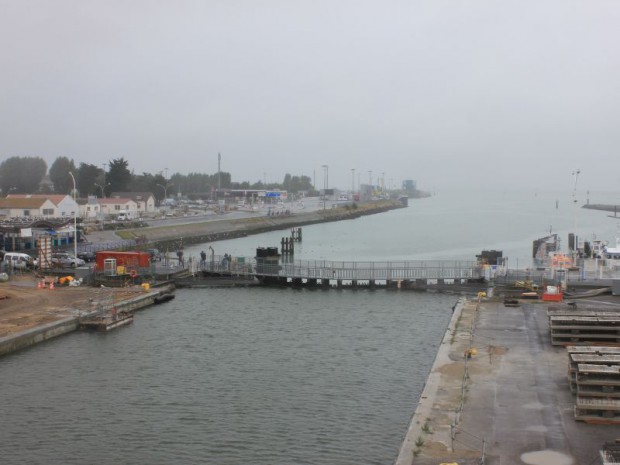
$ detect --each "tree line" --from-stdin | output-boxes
[0,156,314,202]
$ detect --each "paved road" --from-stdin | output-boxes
[83,196,341,244]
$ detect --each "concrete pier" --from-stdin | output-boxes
[396,296,620,464]
[0,285,174,357]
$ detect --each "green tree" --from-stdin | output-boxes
[129,172,167,201]
[0,156,47,194]
[282,173,312,193]
[49,156,77,194]
[77,163,104,197]
[107,158,132,193]
[282,173,292,191]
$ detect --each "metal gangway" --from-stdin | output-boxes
[197,255,485,285]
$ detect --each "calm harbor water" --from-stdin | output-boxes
[184,189,620,267]
[1,189,618,465]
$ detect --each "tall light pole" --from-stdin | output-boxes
[322,164,328,210]
[102,163,107,197]
[217,153,221,193]
[68,171,77,260]
[572,169,581,257]
[157,183,169,202]
[351,168,355,194]
[94,183,109,198]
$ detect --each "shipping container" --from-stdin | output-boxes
[95,251,151,270]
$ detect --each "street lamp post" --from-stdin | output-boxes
[572,169,581,258]
[68,172,77,260]
[321,164,328,210]
[157,183,169,203]
[351,168,355,195]
[102,163,107,195]
[94,183,109,198]
[217,153,221,193]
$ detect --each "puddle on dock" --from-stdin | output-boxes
[521,449,574,465]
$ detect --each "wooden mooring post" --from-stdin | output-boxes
[281,237,294,258]
[291,227,302,242]
[281,228,302,259]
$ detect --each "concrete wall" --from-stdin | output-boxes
[0,317,79,357]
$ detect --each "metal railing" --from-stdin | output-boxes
[254,258,482,281]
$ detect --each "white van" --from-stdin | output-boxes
[117,212,133,221]
[3,252,36,270]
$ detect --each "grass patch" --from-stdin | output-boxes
[422,420,433,434]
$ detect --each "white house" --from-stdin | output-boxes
[97,198,139,218]
[6,194,79,219]
[110,192,156,214]
[0,197,59,219]
[78,196,102,219]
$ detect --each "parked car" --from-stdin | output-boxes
[77,250,96,262]
[2,252,36,270]
[117,212,134,221]
[51,253,86,268]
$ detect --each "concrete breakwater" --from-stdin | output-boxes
[395,298,466,464]
[127,200,404,250]
[582,203,620,214]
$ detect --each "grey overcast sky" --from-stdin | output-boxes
[1,0,619,192]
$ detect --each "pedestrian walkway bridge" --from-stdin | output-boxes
[197,256,485,288]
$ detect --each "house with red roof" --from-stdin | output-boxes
[97,197,138,219]
[110,192,156,214]
[0,197,59,219]
[6,194,79,219]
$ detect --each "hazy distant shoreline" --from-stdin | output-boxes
[583,203,620,214]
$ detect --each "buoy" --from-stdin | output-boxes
[49,282,54,290]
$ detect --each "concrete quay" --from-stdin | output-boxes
[117,199,404,247]
[396,296,620,465]
[0,280,174,357]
